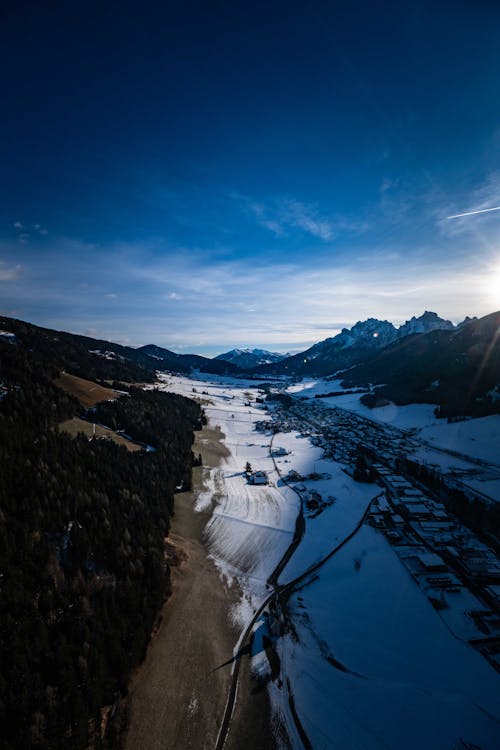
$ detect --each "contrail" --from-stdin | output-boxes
[447,205,500,219]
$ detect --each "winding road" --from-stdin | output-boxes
[214,426,384,750]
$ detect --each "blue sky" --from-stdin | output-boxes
[1,1,500,355]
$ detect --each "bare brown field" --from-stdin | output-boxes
[54,372,119,407]
[58,417,142,452]
[124,422,274,750]
[124,424,241,750]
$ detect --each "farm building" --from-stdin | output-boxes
[248,471,268,485]
[271,446,289,457]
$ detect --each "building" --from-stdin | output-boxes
[248,471,268,485]
[271,446,289,457]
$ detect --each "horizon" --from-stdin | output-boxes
[1,2,500,354]
[2,307,496,359]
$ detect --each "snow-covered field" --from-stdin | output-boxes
[273,431,382,582]
[159,373,500,749]
[418,415,500,466]
[288,378,441,430]
[273,525,500,750]
[161,374,386,594]
[158,374,299,608]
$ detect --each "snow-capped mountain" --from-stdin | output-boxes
[396,311,454,338]
[312,318,398,356]
[252,318,399,376]
[252,312,462,377]
[215,348,288,368]
[342,310,500,417]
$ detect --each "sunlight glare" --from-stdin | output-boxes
[484,264,500,304]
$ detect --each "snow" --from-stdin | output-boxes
[290,378,441,430]
[158,374,299,607]
[409,445,482,473]
[289,380,500,469]
[461,476,500,503]
[275,525,500,750]
[273,433,381,582]
[157,373,500,749]
[418,415,500,466]
[194,467,218,511]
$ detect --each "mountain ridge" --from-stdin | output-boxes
[251,311,465,377]
[214,347,288,368]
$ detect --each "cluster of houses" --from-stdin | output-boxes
[256,388,499,666]
[368,464,500,668]
[259,396,421,472]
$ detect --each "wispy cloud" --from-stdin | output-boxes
[243,195,335,240]
[280,199,335,240]
[12,220,48,241]
[0,219,497,354]
[0,262,21,281]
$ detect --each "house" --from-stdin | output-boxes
[286,469,304,482]
[271,446,289,457]
[248,471,268,485]
[416,552,447,572]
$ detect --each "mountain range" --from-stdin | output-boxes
[343,310,500,417]
[252,311,462,377]
[1,310,498,417]
[214,348,288,368]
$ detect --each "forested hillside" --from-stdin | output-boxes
[0,316,157,384]
[0,316,241,379]
[0,338,203,749]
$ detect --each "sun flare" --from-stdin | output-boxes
[484,264,500,304]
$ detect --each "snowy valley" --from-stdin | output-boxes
[159,372,500,750]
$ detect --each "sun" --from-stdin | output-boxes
[484,264,500,305]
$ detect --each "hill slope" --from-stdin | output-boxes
[0,317,242,381]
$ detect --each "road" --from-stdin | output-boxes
[214,417,384,750]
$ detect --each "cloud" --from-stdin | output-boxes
[281,199,335,240]
[243,195,335,240]
[12,220,48,237]
[0,224,497,354]
[0,262,21,281]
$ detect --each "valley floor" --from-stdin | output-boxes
[124,426,244,750]
[127,373,500,750]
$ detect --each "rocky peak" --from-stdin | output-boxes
[397,311,455,338]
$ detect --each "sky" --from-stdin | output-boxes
[1,0,500,356]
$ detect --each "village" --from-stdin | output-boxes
[256,388,500,671]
